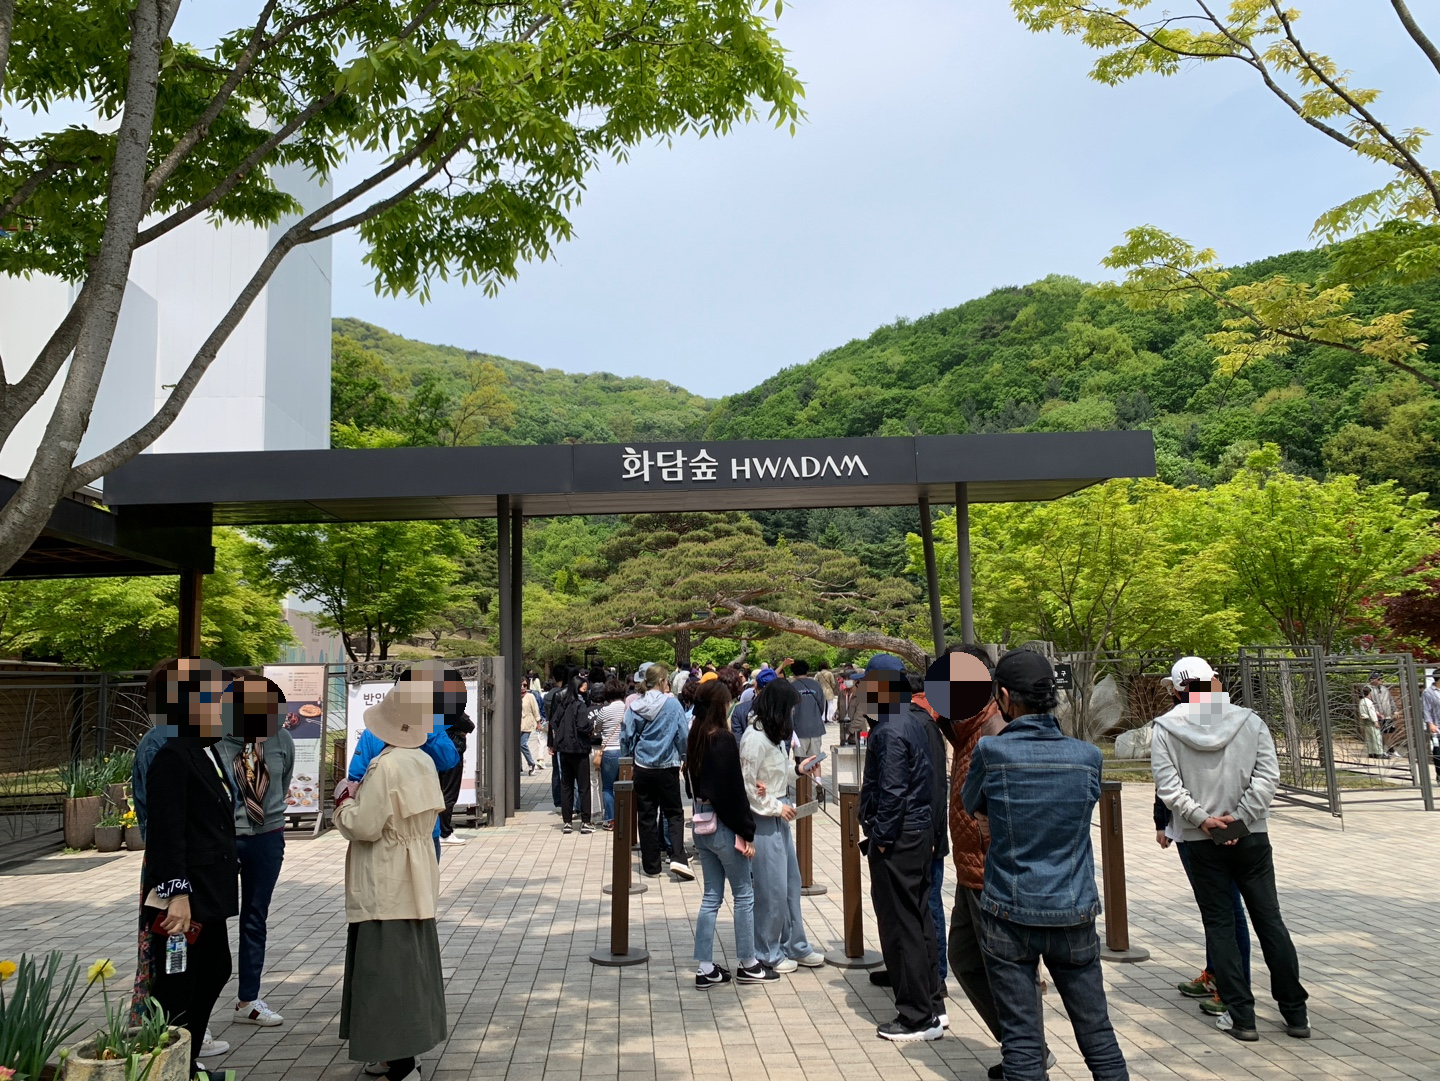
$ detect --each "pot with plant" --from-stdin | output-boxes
[120,809,143,853]
[58,760,104,851]
[92,812,123,854]
[0,953,97,1081]
[59,962,186,1081]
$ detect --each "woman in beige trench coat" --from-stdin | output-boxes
[335,681,447,1081]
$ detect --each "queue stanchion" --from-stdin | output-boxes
[591,779,650,967]
[602,759,647,895]
[795,771,828,896]
[619,755,639,852]
[1098,779,1149,963]
[824,780,882,969]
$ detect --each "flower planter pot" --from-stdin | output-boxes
[125,825,145,851]
[94,826,123,853]
[63,796,101,850]
[63,1027,189,1081]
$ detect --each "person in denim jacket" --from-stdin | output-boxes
[962,650,1128,1081]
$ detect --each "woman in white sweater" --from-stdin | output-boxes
[739,680,825,973]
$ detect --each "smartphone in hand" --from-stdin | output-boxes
[1210,818,1251,844]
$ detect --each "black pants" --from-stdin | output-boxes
[1180,834,1307,1030]
[867,828,937,1028]
[557,752,592,824]
[436,763,464,836]
[949,884,1004,1041]
[148,918,232,1076]
[632,765,684,873]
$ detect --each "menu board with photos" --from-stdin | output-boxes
[346,680,479,807]
[263,664,327,817]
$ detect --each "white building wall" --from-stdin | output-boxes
[0,163,333,478]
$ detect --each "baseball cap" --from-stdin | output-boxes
[631,662,654,683]
[993,650,1057,697]
[755,667,779,690]
[1161,656,1217,691]
[862,654,906,677]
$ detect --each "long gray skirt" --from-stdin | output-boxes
[341,919,447,1062]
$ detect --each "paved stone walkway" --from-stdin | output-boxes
[4,773,1439,1081]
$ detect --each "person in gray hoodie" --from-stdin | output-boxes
[619,662,694,880]
[1151,656,1309,1045]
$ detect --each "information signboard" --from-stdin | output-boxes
[346,680,479,810]
[262,664,327,820]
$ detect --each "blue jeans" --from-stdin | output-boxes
[520,735,536,769]
[601,749,621,823]
[751,814,814,967]
[693,822,756,966]
[980,914,1129,1081]
[1176,838,1251,984]
[929,856,948,982]
[235,829,285,1003]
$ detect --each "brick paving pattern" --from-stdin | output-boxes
[4,775,1439,1081]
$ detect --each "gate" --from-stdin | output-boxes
[1235,647,1435,818]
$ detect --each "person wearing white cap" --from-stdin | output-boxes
[335,682,448,1081]
[1152,657,1310,1044]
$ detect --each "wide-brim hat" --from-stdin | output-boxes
[364,682,432,748]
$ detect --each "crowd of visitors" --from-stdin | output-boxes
[115,638,1330,1081]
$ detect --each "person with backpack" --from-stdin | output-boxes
[789,660,827,769]
[548,673,595,835]
[620,663,694,878]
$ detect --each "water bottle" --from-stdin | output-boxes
[165,934,187,975]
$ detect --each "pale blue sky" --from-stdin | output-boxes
[154,2,1440,396]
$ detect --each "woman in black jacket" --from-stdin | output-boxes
[548,675,594,834]
[684,681,770,987]
[141,658,239,1079]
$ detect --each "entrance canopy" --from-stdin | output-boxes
[103,431,1155,523]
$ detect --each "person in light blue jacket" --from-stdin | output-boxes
[619,662,693,879]
[347,664,461,861]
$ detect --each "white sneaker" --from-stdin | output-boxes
[235,999,283,1026]
[363,1064,389,1076]
[795,952,825,967]
[939,1013,949,1030]
[668,860,695,880]
[772,958,798,973]
[200,1031,229,1057]
[1215,1010,1234,1032]
[438,834,467,846]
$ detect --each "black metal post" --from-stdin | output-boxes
[954,482,974,645]
[494,495,513,826]
[918,494,945,657]
[509,502,524,818]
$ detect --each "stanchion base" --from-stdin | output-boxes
[601,882,649,895]
[1100,946,1150,964]
[589,947,650,967]
[800,885,829,896]
[824,948,884,969]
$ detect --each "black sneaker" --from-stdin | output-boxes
[580,823,594,835]
[876,1017,943,1043]
[562,823,573,834]
[736,963,779,984]
[1284,1017,1311,1039]
[695,966,731,989]
[868,969,891,986]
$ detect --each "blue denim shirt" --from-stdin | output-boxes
[348,720,459,839]
[961,713,1102,927]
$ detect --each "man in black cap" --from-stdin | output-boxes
[857,653,942,1043]
[962,650,1128,1081]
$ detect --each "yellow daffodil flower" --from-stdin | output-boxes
[86,958,117,985]
[0,960,16,982]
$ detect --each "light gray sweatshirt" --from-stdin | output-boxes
[1151,693,1279,843]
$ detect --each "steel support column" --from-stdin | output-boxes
[954,482,974,645]
[509,502,524,818]
[495,495,514,825]
[918,495,945,658]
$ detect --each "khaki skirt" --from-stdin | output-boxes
[341,918,447,1062]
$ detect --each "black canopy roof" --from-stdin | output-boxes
[102,431,1156,524]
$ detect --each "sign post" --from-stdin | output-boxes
[263,664,327,837]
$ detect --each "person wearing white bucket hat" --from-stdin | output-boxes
[335,682,448,1081]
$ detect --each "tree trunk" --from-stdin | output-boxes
[674,627,692,669]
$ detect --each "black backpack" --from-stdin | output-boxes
[550,689,593,753]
